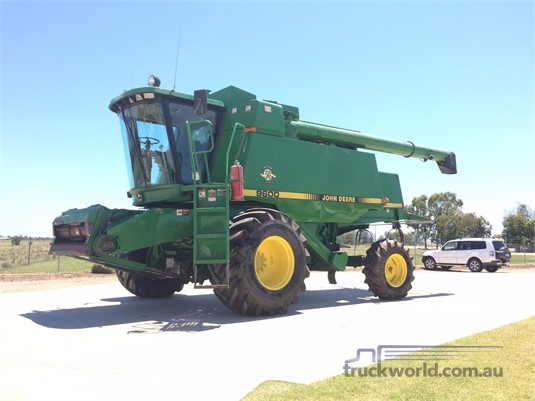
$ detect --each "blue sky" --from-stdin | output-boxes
[1,1,533,237]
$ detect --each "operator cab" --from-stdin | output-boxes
[108,78,224,205]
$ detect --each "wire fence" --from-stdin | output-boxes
[0,239,53,268]
[506,242,534,253]
[0,240,98,273]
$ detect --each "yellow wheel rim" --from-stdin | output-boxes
[384,254,408,288]
[255,236,295,291]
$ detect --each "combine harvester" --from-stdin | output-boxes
[50,76,456,315]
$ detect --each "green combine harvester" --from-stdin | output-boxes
[50,76,457,315]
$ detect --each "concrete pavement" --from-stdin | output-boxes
[1,267,534,401]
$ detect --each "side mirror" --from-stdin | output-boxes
[193,89,209,115]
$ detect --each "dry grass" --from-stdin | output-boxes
[0,239,93,273]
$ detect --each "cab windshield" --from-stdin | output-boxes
[118,100,217,188]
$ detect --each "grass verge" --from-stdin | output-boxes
[510,253,535,264]
[242,316,535,401]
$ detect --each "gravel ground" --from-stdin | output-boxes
[0,272,117,293]
[1,264,533,293]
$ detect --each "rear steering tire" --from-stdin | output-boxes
[116,270,184,298]
[363,239,414,300]
[209,209,310,316]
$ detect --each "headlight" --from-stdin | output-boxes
[148,74,161,87]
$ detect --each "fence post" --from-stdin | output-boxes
[27,238,33,265]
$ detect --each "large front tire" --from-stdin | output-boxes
[210,209,310,316]
[363,239,414,300]
[116,270,184,298]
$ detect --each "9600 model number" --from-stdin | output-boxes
[256,190,280,198]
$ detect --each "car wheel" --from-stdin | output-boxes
[423,257,437,270]
[468,258,483,272]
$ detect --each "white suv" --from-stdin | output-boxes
[422,238,511,272]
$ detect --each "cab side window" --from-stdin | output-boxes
[443,242,458,251]
[459,242,470,250]
[470,241,486,250]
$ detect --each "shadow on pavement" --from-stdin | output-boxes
[21,287,453,331]
[420,268,511,273]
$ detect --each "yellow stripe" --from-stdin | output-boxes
[279,191,315,200]
[243,189,313,200]
[358,197,383,204]
[243,188,403,208]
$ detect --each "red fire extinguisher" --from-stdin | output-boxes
[230,160,244,201]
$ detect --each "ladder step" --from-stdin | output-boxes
[196,233,228,239]
[194,284,231,289]
[194,207,227,213]
[193,181,230,272]
[194,258,229,264]
[193,264,230,289]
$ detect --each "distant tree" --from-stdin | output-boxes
[502,204,535,246]
[435,212,491,242]
[381,228,404,242]
[338,231,355,247]
[428,192,464,245]
[427,192,463,217]
[457,213,492,238]
[407,195,432,249]
[356,229,375,244]
[10,236,22,246]
[338,229,375,247]
[434,214,456,244]
[407,192,464,248]
[403,230,416,245]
